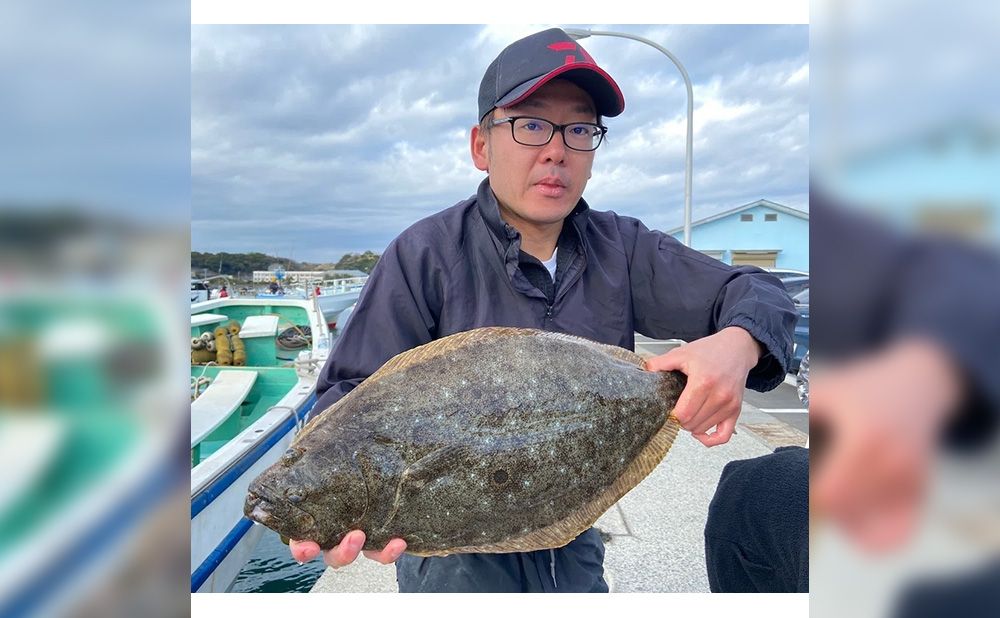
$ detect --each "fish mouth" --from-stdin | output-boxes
[248,501,276,526]
[245,488,318,536]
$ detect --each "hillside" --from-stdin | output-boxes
[191,250,380,278]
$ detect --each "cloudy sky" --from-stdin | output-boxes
[192,24,808,263]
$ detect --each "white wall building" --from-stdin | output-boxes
[252,270,326,283]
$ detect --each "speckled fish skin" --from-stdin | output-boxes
[245,327,685,555]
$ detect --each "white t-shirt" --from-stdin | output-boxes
[540,248,558,281]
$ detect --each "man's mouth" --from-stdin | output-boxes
[535,177,567,198]
[536,176,566,187]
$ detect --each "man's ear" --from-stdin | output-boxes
[470,125,489,172]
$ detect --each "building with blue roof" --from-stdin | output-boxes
[667,199,809,271]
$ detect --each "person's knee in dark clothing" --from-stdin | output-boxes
[704,446,809,593]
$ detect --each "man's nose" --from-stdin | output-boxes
[539,129,567,164]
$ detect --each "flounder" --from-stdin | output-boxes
[245,327,684,556]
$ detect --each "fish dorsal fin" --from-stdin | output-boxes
[292,394,347,444]
[368,327,528,379]
[528,330,648,369]
[372,327,646,381]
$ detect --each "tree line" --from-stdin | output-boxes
[192,250,381,278]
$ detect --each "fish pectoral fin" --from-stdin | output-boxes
[401,444,470,486]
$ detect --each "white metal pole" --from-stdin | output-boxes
[565,28,694,246]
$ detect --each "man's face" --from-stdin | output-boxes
[471,79,598,230]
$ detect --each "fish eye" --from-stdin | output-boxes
[491,469,509,485]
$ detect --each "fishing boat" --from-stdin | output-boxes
[314,276,367,327]
[254,276,367,329]
[191,279,210,304]
[190,297,330,593]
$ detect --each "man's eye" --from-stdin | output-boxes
[569,125,590,136]
[523,121,543,131]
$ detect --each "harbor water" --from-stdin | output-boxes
[230,323,348,593]
[230,529,326,593]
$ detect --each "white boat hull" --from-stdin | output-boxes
[191,383,317,592]
[316,291,361,324]
[190,297,328,593]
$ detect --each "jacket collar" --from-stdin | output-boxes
[474,177,591,261]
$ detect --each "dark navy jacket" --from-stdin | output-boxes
[313,178,797,592]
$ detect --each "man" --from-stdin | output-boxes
[289,28,797,592]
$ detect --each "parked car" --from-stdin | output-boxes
[780,275,810,297]
[796,350,809,406]
[791,288,809,372]
[764,268,809,281]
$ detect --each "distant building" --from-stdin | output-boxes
[252,270,326,283]
[667,199,809,271]
[325,269,368,278]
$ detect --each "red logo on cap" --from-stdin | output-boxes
[547,41,595,65]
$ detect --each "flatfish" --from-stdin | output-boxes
[245,327,684,556]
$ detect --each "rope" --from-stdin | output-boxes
[267,404,306,434]
[293,355,324,378]
[190,362,217,401]
[277,325,312,350]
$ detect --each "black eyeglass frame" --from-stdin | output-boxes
[489,116,608,152]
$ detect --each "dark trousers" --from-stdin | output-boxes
[704,446,809,593]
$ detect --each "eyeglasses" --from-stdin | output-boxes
[490,116,607,152]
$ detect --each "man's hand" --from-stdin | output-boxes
[810,338,961,551]
[645,326,762,447]
[289,531,406,568]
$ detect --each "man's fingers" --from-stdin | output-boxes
[693,416,737,447]
[289,539,320,564]
[362,538,407,565]
[323,530,365,568]
[688,392,741,435]
[673,380,709,429]
[644,348,684,373]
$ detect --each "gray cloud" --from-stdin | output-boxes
[193,24,809,262]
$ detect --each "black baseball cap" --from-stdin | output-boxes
[478,28,625,122]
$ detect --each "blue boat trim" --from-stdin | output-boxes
[1,455,181,618]
[191,517,255,592]
[191,392,317,519]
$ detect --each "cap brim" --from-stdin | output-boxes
[495,63,625,118]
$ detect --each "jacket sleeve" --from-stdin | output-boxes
[621,217,797,392]
[312,225,445,416]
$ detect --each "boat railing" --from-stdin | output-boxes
[319,276,368,295]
